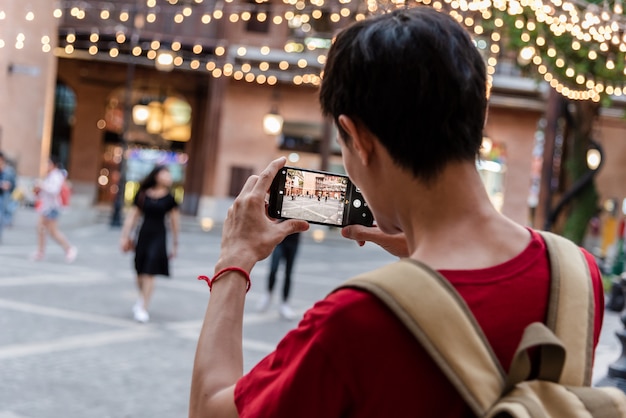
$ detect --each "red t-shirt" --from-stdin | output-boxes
[235,230,605,417]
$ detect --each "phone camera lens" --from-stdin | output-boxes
[353,199,362,208]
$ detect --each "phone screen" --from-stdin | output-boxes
[269,167,374,227]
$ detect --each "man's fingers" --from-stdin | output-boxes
[251,157,286,197]
[239,174,259,196]
[279,219,310,236]
[342,225,375,241]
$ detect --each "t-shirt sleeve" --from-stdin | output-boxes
[133,191,143,208]
[168,194,178,211]
[235,297,351,418]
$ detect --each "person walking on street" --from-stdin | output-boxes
[189,8,605,417]
[256,231,301,320]
[0,152,16,243]
[120,165,180,323]
[32,157,77,262]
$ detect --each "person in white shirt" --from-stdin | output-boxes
[32,157,77,262]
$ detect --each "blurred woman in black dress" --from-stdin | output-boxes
[120,166,180,323]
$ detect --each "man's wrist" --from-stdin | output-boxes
[214,255,255,275]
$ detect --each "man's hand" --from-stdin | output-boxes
[217,157,309,272]
[342,225,409,258]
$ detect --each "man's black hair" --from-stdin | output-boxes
[320,7,487,182]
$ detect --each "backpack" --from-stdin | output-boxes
[60,180,71,207]
[337,231,626,417]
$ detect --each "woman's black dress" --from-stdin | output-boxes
[134,192,178,277]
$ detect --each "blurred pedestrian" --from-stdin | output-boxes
[256,231,301,319]
[32,156,77,262]
[0,152,16,243]
[120,165,180,323]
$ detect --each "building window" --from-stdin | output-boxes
[278,121,341,155]
[104,87,192,151]
[245,1,271,33]
[229,166,254,197]
[246,15,271,33]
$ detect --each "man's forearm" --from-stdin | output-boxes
[189,270,248,417]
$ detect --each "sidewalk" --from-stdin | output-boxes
[0,208,397,418]
[2,203,348,244]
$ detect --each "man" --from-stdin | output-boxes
[256,230,302,320]
[0,152,16,243]
[189,7,604,417]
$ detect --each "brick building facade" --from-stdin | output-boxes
[1,0,626,230]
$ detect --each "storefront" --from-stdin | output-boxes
[54,57,212,214]
[95,87,192,205]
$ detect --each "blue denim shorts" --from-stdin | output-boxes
[42,208,60,220]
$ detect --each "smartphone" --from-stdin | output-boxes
[268,166,374,227]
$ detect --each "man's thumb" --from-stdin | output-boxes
[281,219,310,235]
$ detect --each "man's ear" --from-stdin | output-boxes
[337,115,374,165]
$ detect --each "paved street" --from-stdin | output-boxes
[0,207,396,418]
[0,207,623,417]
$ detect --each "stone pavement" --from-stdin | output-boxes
[0,207,622,417]
[0,207,397,418]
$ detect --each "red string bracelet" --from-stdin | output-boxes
[198,267,251,293]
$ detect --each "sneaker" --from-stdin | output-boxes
[256,293,272,312]
[133,307,150,323]
[132,298,144,314]
[30,251,44,261]
[65,247,78,263]
[279,303,296,321]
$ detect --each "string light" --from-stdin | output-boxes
[39,0,626,96]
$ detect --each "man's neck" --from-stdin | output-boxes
[395,162,530,271]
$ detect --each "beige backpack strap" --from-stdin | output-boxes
[338,259,505,416]
[539,231,595,386]
[503,322,567,393]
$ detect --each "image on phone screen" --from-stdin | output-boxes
[269,167,374,227]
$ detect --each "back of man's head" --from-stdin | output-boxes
[320,7,487,182]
